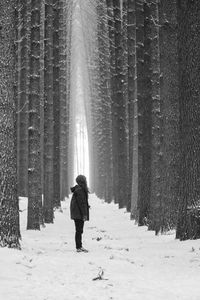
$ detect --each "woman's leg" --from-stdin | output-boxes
[74,219,84,249]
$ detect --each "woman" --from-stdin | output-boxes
[70,175,90,252]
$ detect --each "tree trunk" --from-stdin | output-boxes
[27,0,42,230]
[113,0,129,208]
[110,0,119,204]
[131,0,145,220]
[17,1,30,197]
[53,0,61,208]
[43,0,54,223]
[127,0,136,212]
[106,0,115,203]
[137,0,152,226]
[147,0,162,234]
[0,0,21,248]
[95,0,113,203]
[60,0,69,200]
[121,0,129,209]
[158,0,179,232]
[176,0,200,240]
[39,0,45,226]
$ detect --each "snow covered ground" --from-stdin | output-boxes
[1,194,200,300]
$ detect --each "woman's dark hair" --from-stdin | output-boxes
[76,175,89,194]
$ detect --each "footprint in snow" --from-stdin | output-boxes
[36,249,45,255]
[104,246,112,250]
[16,261,35,269]
[104,234,113,240]
[92,236,102,241]
[104,246,129,252]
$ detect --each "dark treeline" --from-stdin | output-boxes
[88,0,200,241]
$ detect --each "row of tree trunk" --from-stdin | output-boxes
[90,0,200,240]
[0,0,72,248]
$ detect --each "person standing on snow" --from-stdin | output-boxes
[70,175,90,252]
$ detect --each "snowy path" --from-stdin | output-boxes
[1,195,200,300]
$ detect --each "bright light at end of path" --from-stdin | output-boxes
[74,121,90,186]
[71,2,90,187]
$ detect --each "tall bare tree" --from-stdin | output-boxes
[147,0,161,233]
[27,0,42,230]
[127,0,136,212]
[113,0,129,208]
[0,0,21,247]
[60,0,70,200]
[158,0,179,232]
[17,0,30,197]
[131,0,145,220]
[43,0,54,223]
[176,0,200,240]
[53,0,61,209]
[136,0,152,226]
[95,0,113,203]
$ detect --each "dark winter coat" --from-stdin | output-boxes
[70,185,89,221]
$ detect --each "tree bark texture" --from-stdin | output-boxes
[146,0,162,234]
[137,0,152,226]
[131,0,145,220]
[96,0,113,203]
[158,0,179,232]
[27,0,42,230]
[113,0,129,208]
[127,0,136,212]
[39,0,45,225]
[43,0,54,223]
[176,0,200,240]
[53,0,61,208]
[106,0,115,203]
[17,0,30,197]
[60,0,69,200]
[0,0,21,248]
